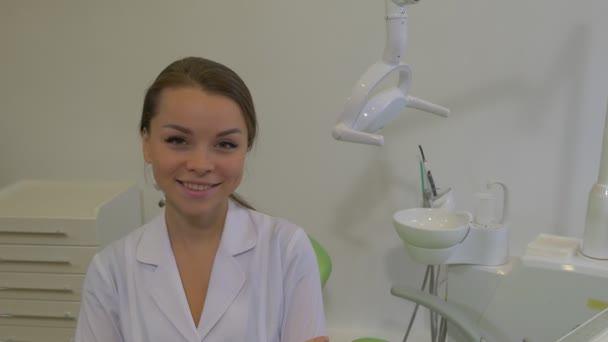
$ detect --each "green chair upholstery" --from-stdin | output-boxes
[308,235,332,289]
[308,237,387,342]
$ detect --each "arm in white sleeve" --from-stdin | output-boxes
[75,254,124,342]
[280,229,328,342]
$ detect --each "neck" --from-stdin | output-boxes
[164,201,228,249]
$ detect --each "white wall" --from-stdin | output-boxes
[2,0,608,337]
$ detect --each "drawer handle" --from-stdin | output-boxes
[0,286,74,293]
[0,338,74,342]
[0,229,67,236]
[0,257,72,265]
[0,311,76,320]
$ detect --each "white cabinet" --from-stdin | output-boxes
[0,180,142,342]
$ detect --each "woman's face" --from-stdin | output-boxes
[142,87,248,221]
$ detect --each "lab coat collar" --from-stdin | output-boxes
[135,199,257,265]
[197,199,257,338]
[220,199,257,256]
[134,212,167,266]
[134,199,257,340]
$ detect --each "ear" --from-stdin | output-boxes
[141,128,152,163]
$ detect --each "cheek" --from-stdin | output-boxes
[222,155,247,180]
[150,163,172,185]
[149,146,182,175]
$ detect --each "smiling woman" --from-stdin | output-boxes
[74,57,328,342]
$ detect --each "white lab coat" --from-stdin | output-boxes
[75,200,327,342]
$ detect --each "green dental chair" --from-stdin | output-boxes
[309,236,389,342]
[308,235,332,289]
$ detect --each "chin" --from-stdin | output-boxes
[171,199,227,219]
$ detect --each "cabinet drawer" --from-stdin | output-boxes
[0,325,74,342]
[0,246,96,274]
[0,218,97,246]
[0,273,84,301]
[0,299,78,328]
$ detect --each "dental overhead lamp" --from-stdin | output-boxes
[332,0,450,146]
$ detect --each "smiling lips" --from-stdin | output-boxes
[178,180,219,196]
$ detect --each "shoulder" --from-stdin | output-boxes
[238,206,317,278]
[241,206,310,255]
[85,216,160,286]
[94,221,148,266]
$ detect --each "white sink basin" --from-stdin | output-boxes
[393,208,471,249]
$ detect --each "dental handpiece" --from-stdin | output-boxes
[427,170,438,197]
[418,145,438,197]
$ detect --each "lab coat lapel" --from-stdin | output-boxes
[197,200,256,340]
[136,212,199,341]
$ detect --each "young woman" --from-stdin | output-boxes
[75,57,328,342]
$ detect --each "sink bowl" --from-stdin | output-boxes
[393,208,471,249]
[404,242,460,264]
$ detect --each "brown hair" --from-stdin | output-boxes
[141,57,256,209]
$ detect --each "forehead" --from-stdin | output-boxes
[153,87,246,132]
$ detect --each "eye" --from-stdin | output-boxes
[217,140,238,150]
[164,136,187,145]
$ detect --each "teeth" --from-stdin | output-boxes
[182,182,212,191]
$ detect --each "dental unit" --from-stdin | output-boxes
[332,1,608,341]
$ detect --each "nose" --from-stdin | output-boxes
[185,147,214,175]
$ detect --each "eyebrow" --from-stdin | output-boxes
[217,128,243,137]
[162,124,242,137]
[162,124,192,134]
